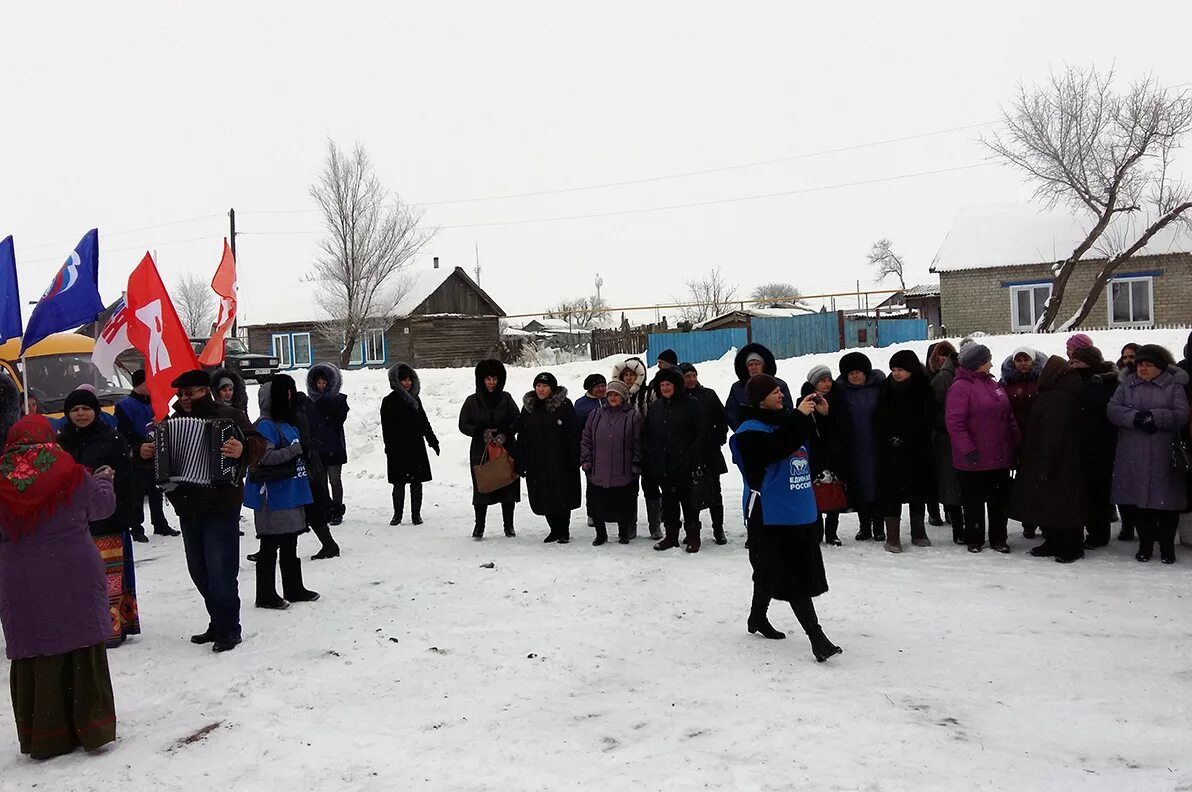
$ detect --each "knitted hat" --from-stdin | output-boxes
[839,351,873,377]
[805,364,832,385]
[678,362,697,375]
[533,372,558,390]
[170,369,212,389]
[1066,333,1094,354]
[746,374,781,407]
[1070,345,1105,368]
[606,380,630,400]
[958,342,993,370]
[744,352,766,367]
[583,373,607,392]
[888,349,922,374]
[131,369,146,388]
[1134,344,1174,370]
[216,377,234,392]
[657,349,678,366]
[63,388,101,415]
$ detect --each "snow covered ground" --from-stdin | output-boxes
[2,328,1191,791]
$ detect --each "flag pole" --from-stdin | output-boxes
[20,354,29,414]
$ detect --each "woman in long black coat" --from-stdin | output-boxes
[306,363,350,524]
[1069,345,1120,549]
[874,349,937,552]
[381,363,439,527]
[1010,357,1089,563]
[458,359,521,539]
[800,367,846,546]
[519,372,582,543]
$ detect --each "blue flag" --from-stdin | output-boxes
[0,236,21,345]
[20,229,104,355]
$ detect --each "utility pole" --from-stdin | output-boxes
[229,207,238,335]
[473,242,481,286]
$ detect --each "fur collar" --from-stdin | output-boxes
[307,363,343,400]
[523,386,570,413]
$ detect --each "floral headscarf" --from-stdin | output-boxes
[0,415,86,541]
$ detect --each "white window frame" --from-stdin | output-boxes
[291,332,313,368]
[271,334,292,368]
[363,328,385,365]
[1107,275,1155,328]
[1009,283,1051,332]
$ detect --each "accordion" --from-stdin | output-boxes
[154,417,245,490]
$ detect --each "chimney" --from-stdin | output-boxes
[433,256,439,269]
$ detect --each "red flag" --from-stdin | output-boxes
[198,238,237,366]
[125,253,202,419]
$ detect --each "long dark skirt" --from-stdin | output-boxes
[933,432,962,506]
[747,516,829,601]
[10,643,117,759]
[588,481,639,524]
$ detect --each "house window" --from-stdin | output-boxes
[1109,276,1153,327]
[363,328,385,364]
[292,332,312,368]
[271,334,292,368]
[1009,284,1051,332]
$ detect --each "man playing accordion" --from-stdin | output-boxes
[134,369,265,653]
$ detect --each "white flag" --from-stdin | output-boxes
[92,296,133,377]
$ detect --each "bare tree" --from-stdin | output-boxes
[547,294,611,328]
[984,66,1192,330]
[677,267,737,323]
[750,282,806,306]
[309,139,434,367]
[173,272,216,337]
[867,239,907,291]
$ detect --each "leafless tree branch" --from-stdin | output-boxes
[173,272,216,337]
[866,239,907,290]
[676,267,738,323]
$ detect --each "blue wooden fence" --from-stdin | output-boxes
[751,313,841,360]
[647,327,747,366]
[843,318,930,349]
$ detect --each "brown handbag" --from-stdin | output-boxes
[474,443,517,494]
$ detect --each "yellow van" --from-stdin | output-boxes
[0,333,132,419]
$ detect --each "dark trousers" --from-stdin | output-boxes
[816,511,840,542]
[307,465,339,553]
[696,474,725,530]
[256,533,308,603]
[393,482,423,519]
[1042,526,1085,560]
[326,464,344,510]
[545,512,572,538]
[659,477,698,535]
[132,467,170,531]
[180,509,241,640]
[957,468,1011,548]
[475,502,515,530]
[1134,508,1180,558]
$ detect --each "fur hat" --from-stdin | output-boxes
[1134,344,1175,370]
[606,380,631,400]
[657,349,678,366]
[654,367,684,392]
[583,373,607,392]
[746,374,781,407]
[806,364,832,386]
[839,351,873,378]
[1070,345,1106,369]
[888,349,922,374]
[170,369,212,389]
[63,388,101,415]
[958,342,993,371]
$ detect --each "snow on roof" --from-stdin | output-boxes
[903,283,940,298]
[696,306,814,329]
[392,265,457,317]
[931,203,1192,273]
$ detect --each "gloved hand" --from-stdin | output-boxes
[1133,411,1157,434]
[964,450,979,466]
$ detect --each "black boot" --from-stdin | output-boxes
[646,498,663,540]
[593,523,608,546]
[280,552,319,603]
[792,598,842,662]
[747,583,785,640]
[654,524,681,551]
[309,523,340,560]
[391,485,404,526]
[473,505,486,539]
[872,511,886,543]
[824,512,842,546]
[710,504,727,545]
[410,483,424,525]
[1159,522,1177,565]
[854,513,872,542]
[132,528,149,543]
[927,503,944,527]
[255,549,286,609]
[617,521,632,544]
[502,502,516,538]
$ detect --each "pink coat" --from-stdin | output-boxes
[944,366,1021,471]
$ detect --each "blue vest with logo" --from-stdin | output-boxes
[243,420,312,511]
[729,418,817,526]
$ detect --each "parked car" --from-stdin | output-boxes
[190,336,280,382]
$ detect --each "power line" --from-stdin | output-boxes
[20,234,221,265]
[16,214,222,253]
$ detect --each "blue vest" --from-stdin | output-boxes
[244,420,313,511]
[116,394,155,441]
[729,419,817,526]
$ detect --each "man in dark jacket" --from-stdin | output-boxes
[135,369,265,653]
[116,369,178,540]
[681,363,729,545]
[725,343,793,430]
[574,374,606,428]
[643,368,704,552]
[306,363,350,525]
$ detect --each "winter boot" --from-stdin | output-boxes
[747,584,785,640]
[1159,523,1177,565]
[502,503,516,537]
[617,522,632,544]
[854,514,872,542]
[824,513,842,546]
[654,525,681,551]
[684,524,701,554]
[883,517,902,554]
[646,498,663,541]
[872,514,886,543]
[1023,523,1037,540]
[391,487,404,526]
[473,506,486,540]
[926,503,944,527]
[309,524,340,560]
[132,528,149,543]
[280,555,320,603]
[910,511,931,547]
[792,599,842,662]
[710,503,727,545]
[410,485,423,526]
[593,523,608,547]
[255,554,287,609]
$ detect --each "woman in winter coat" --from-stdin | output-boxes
[928,340,965,541]
[458,359,521,539]
[290,387,340,561]
[246,375,320,609]
[836,351,886,542]
[611,357,653,415]
[381,363,439,526]
[725,343,794,430]
[681,362,730,546]
[1069,345,1120,549]
[212,367,249,413]
[519,372,582,543]
[306,363,350,525]
[730,374,841,663]
[945,342,1021,553]
[1107,344,1190,564]
[0,415,118,759]
[580,380,642,545]
[999,347,1047,538]
[56,389,140,648]
[873,350,936,552]
[574,374,607,428]
[801,365,845,545]
[1010,357,1089,563]
[642,367,705,552]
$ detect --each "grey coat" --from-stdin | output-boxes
[1107,366,1191,511]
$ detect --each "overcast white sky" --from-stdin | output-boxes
[3,1,1190,327]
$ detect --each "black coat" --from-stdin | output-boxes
[799,381,846,480]
[519,388,581,515]
[57,419,134,537]
[1010,361,1088,528]
[381,364,438,485]
[687,384,728,476]
[1075,364,1120,483]
[305,363,349,467]
[734,407,828,601]
[458,360,521,506]
[641,392,703,483]
[874,373,937,506]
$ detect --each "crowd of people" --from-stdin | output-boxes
[0,329,1189,757]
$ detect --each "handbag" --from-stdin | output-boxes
[813,470,849,513]
[474,442,517,494]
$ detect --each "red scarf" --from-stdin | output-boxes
[0,415,86,542]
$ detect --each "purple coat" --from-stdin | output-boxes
[945,366,1021,471]
[581,402,642,489]
[1107,367,1191,511]
[0,474,115,660]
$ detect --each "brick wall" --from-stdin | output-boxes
[939,252,1192,336]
